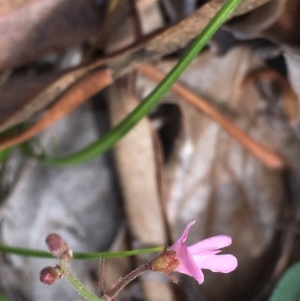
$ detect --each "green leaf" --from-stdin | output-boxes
[269,263,300,301]
[0,292,9,301]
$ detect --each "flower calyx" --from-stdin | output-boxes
[149,249,179,283]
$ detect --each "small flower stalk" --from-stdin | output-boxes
[40,233,103,301]
[40,222,238,301]
[39,234,72,285]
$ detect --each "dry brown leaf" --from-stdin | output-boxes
[108,75,166,246]
[137,47,300,300]
[226,0,300,104]
[0,0,105,70]
[244,68,299,126]
[227,0,300,49]
[0,64,105,134]
[0,68,112,150]
[0,71,60,129]
[136,0,159,12]
[284,53,300,100]
[139,63,284,169]
[264,0,300,47]
[98,0,133,54]
[0,0,37,16]
[226,0,287,37]
[0,0,272,136]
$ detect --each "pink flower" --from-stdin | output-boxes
[169,221,238,284]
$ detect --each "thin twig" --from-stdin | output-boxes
[129,0,143,39]
[60,261,103,301]
[81,0,124,65]
[0,68,112,151]
[139,64,285,169]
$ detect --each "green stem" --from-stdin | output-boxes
[0,244,163,259]
[60,261,103,301]
[24,0,242,166]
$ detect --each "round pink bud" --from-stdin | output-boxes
[40,266,61,285]
[45,233,71,260]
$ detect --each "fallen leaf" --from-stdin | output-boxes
[0,71,62,130]
[0,0,272,136]
[0,68,112,150]
[0,0,37,17]
[108,75,166,246]
[137,47,300,300]
[0,0,105,70]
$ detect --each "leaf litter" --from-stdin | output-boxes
[1,0,300,301]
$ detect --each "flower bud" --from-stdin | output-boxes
[40,266,63,285]
[149,250,179,274]
[45,233,73,262]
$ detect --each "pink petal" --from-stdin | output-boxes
[172,243,205,284]
[169,220,195,255]
[179,221,196,244]
[188,235,232,253]
[168,221,238,283]
[192,254,238,273]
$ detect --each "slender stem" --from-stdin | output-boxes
[60,261,103,301]
[104,263,150,300]
[25,0,243,166]
[99,256,106,295]
[129,0,143,38]
[81,0,124,64]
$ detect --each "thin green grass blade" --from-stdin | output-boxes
[0,244,163,259]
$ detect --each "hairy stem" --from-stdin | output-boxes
[104,263,150,300]
[60,261,103,301]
